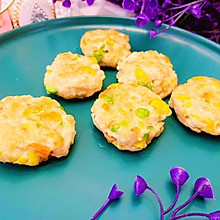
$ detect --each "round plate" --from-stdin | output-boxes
[0,17,220,219]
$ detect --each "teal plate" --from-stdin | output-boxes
[0,17,220,220]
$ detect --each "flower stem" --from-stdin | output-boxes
[91,198,110,220]
[152,5,189,38]
[171,212,209,220]
[148,186,164,220]
[162,9,183,23]
[171,191,199,218]
[162,0,206,12]
[163,184,180,215]
[140,0,147,14]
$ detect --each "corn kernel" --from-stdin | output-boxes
[150,99,171,115]
[119,108,127,116]
[183,102,192,108]
[203,119,215,132]
[28,151,40,166]
[40,111,61,122]
[102,103,110,110]
[108,83,120,89]
[106,39,115,46]
[135,68,149,82]
[78,66,96,75]
[212,82,220,88]
[22,108,32,117]
[121,120,129,127]
[138,121,145,128]
[191,76,206,81]
[213,103,220,108]
[170,77,176,84]
[16,156,28,164]
[191,114,201,120]
[177,94,191,101]
[88,57,98,64]
[134,139,146,149]
[197,83,207,89]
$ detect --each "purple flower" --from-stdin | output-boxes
[209,211,220,220]
[108,184,124,200]
[62,0,71,8]
[170,167,189,187]
[86,0,95,6]
[170,210,220,220]
[135,14,150,27]
[189,3,202,19]
[171,177,215,218]
[148,0,158,10]
[133,168,219,220]
[91,184,123,220]
[163,167,189,215]
[194,177,215,199]
[52,0,57,4]
[162,0,171,9]
[134,175,164,220]
[122,0,136,12]
[155,19,162,28]
[149,29,157,39]
[134,175,148,196]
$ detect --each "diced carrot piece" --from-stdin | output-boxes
[28,143,51,158]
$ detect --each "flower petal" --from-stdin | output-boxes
[122,0,136,12]
[194,177,215,199]
[62,0,71,8]
[86,0,95,6]
[170,167,189,187]
[108,184,124,200]
[135,14,150,27]
[208,211,220,220]
[149,29,157,39]
[134,175,148,196]
[148,0,158,10]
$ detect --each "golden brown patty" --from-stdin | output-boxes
[44,52,105,99]
[116,50,178,98]
[80,29,131,68]
[169,76,220,135]
[0,95,76,166]
[91,83,172,151]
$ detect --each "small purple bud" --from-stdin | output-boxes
[149,29,157,39]
[170,167,189,187]
[134,0,142,12]
[194,177,215,199]
[169,18,175,25]
[86,0,95,6]
[190,4,201,19]
[148,0,158,10]
[204,13,213,21]
[122,0,136,12]
[162,0,171,8]
[62,0,71,8]
[108,184,124,200]
[208,211,220,220]
[92,184,123,219]
[213,2,220,13]
[164,14,169,20]
[155,19,162,28]
[134,175,148,196]
[135,14,150,27]
[52,0,57,4]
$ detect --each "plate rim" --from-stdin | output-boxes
[0,16,220,55]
